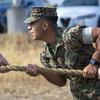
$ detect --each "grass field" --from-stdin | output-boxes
[0,34,73,100]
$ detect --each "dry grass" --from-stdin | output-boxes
[0,34,73,100]
[0,34,44,65]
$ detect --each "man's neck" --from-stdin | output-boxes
[44,28,57,45]
[45,32,56,44]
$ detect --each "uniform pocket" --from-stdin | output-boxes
[65,49,79,68]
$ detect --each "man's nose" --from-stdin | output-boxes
[27,25,32,31]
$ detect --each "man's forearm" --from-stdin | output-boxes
[92,28,99,42]
[92,50,100,62]
[38,67,67,87]
[91,28,100,61]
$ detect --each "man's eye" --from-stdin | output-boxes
[29,22,35,26]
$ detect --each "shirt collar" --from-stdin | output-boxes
[47,27,64,56]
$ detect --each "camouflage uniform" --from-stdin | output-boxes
[24,7,100,100]
[40,24,100,100]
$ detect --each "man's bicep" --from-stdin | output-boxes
[96,36,100,51]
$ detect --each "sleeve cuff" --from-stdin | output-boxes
[82,27,93,44]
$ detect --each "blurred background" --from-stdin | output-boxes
[0,0,99,100]
[0,0,100,33]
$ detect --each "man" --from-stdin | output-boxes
[0,7,100,100]
[24,7,100,100]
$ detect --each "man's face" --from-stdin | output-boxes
[27,20,45,40]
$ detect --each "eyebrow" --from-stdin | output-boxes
[29,21,36,26]
[29,18,42,25]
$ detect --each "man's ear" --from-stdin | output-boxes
[43,21,48,31]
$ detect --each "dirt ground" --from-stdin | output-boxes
[0,72,73,100]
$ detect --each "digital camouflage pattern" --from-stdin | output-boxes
[40,24,100,100]
[31,7,57,17]
[24,7,57,24]
[40,24,94,69]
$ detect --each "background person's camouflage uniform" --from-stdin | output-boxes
[40,24,100,100]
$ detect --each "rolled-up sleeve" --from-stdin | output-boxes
[82,27,93,44]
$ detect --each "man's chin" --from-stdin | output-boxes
[32,37,39,40]
[32,37,36,40]
[32,36,36,40]
[32,36,41,41]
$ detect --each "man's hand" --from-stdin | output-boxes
[26,64,40,76]
[98,67,100,79]
[0,54,10,73]
[0,54,9,66]
[83,64,98,78]
[0,66,10,73]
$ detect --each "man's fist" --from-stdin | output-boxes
[0,54,10,73]
[83,64,98,78]
[0,54,9,66]
[98,67,100,79]
[26,64,40,76]
[0,66,10,73]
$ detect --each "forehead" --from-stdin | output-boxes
[28,19,41,26]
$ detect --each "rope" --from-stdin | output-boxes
[4,65,83,78]
[0,65,99,79]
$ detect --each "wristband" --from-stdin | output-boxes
[89,58,100,66]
